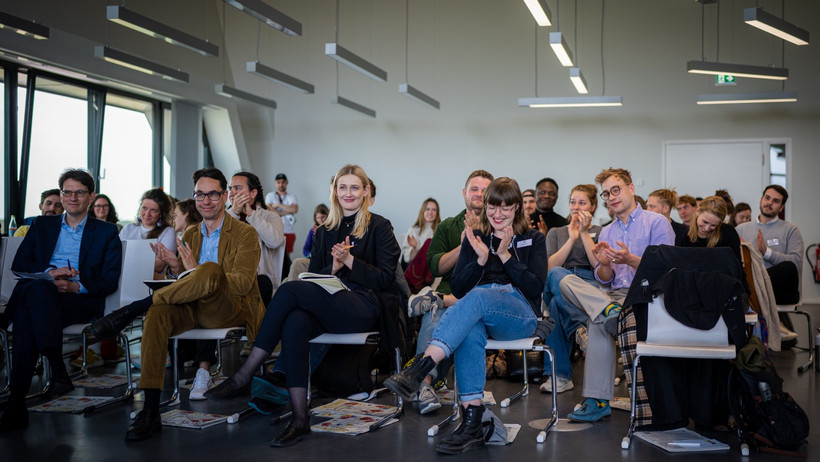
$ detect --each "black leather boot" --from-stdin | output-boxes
[383,354,437,401]
[435,404,487,454]
[125,409,162,441]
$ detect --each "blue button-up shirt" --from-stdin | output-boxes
[48,213,88,293]
[198,216,224,265]
[595,205,674,290]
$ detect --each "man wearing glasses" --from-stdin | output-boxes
[0,169,122,433]
[557,168,673,423]
[114,167,264,440]
[530,178,567,233]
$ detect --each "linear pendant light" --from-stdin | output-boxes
[696,91,797,105]
[94,46,189,82]
[0,11,49,40]
[246,61,314,94]
[744,7,809,46]
[398,84,440,109]
[569,68,588,94]
[687,60,788,80]
[518,96,622,108]
[523,0,552,26]
[325,43,387,82]
[215,84,277,109]
[336,96,375,118]
[106,6,218,56]
[223,0,301,36]
[549,32,574,67]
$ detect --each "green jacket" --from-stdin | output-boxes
[426,209,466,295]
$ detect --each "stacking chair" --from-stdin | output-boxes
[621,295,737,450]
[776,299,813,373]
[428,335,558,444]
[0,237,24,396]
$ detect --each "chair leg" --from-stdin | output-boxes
[0,329,10,396]
[535,346,558,443]
[428,372,459,437]
[502,349,531,408]
[622,354,641,449]
[368,347,404,432]
[792,310,814,373]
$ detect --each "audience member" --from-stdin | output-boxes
[0,169,121,433]
[558,167,673,422]
[541,184,601,394]
[172,198,203,235]
[678,195,741,261]
[522,188,537,224]
[302,204,328,258]
[119,188,176,278]
[206,164,399,448]
[407,170,493,415]
[385,177,546,455]
[90,194,120,230]
[736,185,803,305]
[646,188,689,244]
[730,201,752,227]
[266,173,298,277]
[633,194,647,210]
[530,177,567,233]
[401,198,441,266]
[13,188,64,237]
[676,195,697,226]
[714,189,735,223]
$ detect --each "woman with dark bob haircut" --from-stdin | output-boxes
[385,177,547,455]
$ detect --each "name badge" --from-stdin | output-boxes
[517,239,532,248]
[589,232,597,238]
[767,238,779,247]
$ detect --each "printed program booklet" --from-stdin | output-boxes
[298,272,350,294]
[635,428,730,452]
[310,399,399,435]
[160,409,228,429]
[31,396,115,413]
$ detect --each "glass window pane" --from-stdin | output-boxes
[1,67,5,228]
[99,101,153,225]
[163,107,171,193]
[24,79,88,218]
[769,144,786,175]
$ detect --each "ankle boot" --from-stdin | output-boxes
[435,404,487,454]
[383,354,436,401]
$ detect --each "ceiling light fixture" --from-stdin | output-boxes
[696,91,797,105]
[523,0,552,26]
[398,84,440,110]
[744,7,808,46]
[549,32,574,67]
[94,45,189,82]
[246,61,314,94]
[398,0,439,110]
[106,6,218,56]
[569,67,588,94]
[215,83,277,110]
[687,60,788,80]
[336,96,376,118]
[325,43,387,82]
[519,96,622,108]
[0,11,49,40]
[223,0,301,36]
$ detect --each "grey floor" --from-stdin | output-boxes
[1,305,819,462]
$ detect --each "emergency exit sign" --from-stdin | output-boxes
[716,74,736,85]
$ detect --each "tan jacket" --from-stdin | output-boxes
[741,241,781,351]
[182,213,265,341]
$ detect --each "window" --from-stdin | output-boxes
[769,144,786,188]
[23,77,88,218]
[99,93,154,224]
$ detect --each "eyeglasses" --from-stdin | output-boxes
[61,189,89,198]
[93,204,110,209]
[600,185,625,200]
[193,190,224,201]
[536,190,558,198]
[485,204,517,214]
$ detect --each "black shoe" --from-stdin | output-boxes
[46,376,75,398]
[435,404,487,454]
[91,307,137,339]
[270,420,311,447]
[0,401,29,433]
[203,376,251,400]
[125,409,162,441]
[383,354,437,402]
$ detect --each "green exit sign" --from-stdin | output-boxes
[716,74,736,85]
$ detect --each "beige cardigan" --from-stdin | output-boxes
[741,241,782,351]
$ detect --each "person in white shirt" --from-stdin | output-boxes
[401,198,441,266]
[266,173,298,276]
[119,188,176,278]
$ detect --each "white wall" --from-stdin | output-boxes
[1,0,819,301]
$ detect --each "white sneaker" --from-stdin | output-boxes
[539,376,574,394]
[417,381,442,415]
[408,287,444,318]
[780,324,799,341]
[189,368,213,401]
[575,327,588,353]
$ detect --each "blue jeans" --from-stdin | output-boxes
[542,267,597,379]
[416,305,453,380]
[429,284,537,402]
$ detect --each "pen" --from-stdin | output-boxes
[67,259,72,271]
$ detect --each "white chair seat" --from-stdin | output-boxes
[486,337,539,350]
[636,341,736,359]
[62,323,91,336]
[170,327,246,340]
[310,332,378,345]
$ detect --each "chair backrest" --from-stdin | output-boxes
[104,239,155,315]
[0,237,25,306]
[645,295,729,347]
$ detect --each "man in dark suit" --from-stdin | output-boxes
[0,169,122,433]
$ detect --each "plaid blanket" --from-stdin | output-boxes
[617,307,652,427]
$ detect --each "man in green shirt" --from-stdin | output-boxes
[407,169,493,414]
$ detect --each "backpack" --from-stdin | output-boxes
[729,337,810,456]
[403,238,433,293]
[311,343,377,397]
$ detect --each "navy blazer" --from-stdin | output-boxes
[11,214,122,315]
